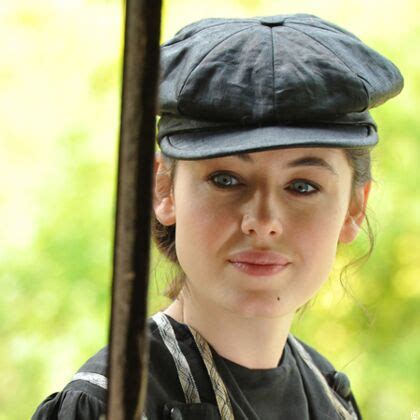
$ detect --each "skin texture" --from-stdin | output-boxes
[153,147,371,368]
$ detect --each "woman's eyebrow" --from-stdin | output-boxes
[235,153,253,162]
[286,156,338,176]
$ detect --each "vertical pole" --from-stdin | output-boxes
[107,0,162,419]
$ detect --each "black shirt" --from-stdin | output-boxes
[216,345,310,419]
[32,314,361,419]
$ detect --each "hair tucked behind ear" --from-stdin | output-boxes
[339,148,376,301]
[152,149,376,302]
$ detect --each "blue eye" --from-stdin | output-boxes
[288,180,319,195]
[210,173,241,188]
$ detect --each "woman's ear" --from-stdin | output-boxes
[338,181,372,244]
[153,153,176,226]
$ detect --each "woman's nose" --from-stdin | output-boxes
[240,192,283,239]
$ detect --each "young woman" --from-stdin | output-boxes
[33,13,403,420]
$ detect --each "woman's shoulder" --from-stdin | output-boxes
[289,335,354,393]
[290,335,336,373]
[32,347,108,419]
[288,334,362,419]
[31,317,185,419]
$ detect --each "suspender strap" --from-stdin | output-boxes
[288,334,358,420]
[153,312,235,419]
[152,312,201,404]
[188,326,235,420]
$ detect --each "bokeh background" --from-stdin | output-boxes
[1,0,419,419]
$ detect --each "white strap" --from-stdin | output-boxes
[152,312,201,404]
[71,372,108,390]
[72,372,148,419]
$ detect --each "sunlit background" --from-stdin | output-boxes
[0,0,419,419]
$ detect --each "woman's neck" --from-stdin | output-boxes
[164,294,295,369]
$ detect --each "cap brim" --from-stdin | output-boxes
[159,124,378,160]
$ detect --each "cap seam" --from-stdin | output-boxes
[162,20,258,48]
[176,25,257,116]
[287,20,359,41]
[285,25,371,110]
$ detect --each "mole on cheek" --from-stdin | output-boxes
[277,297,280,301]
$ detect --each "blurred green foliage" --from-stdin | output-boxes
[0,1,418,419]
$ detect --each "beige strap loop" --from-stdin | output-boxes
[189,327,235,420]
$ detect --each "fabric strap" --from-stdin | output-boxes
[288,334,358,420]
[152,312,201,404]
[152,312,235,419]
[71,372,108,390]
[188,326,235,420]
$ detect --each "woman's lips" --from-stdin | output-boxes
[228,250,290,277]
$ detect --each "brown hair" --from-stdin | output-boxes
[151,148,375,301]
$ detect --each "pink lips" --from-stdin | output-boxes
[228,250,290,277]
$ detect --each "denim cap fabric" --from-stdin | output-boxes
[157,13,404,159]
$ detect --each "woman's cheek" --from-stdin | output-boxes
[200,203,236,241]
[178,195,229,242]
[290,209,338,254]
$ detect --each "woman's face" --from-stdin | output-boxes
[154,147,370,319]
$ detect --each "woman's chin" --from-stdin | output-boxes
[226,292,297,319]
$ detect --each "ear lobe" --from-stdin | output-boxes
[155,197,176,226]
[153,153,176,226]
[338,181,371,244]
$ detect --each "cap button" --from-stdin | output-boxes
[260,16,287,27]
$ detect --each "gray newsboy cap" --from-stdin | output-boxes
[157,13,404,159]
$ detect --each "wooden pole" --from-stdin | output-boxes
[107,0,162,418]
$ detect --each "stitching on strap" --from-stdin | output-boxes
[189,326,235,420]
[152,312,201,404]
